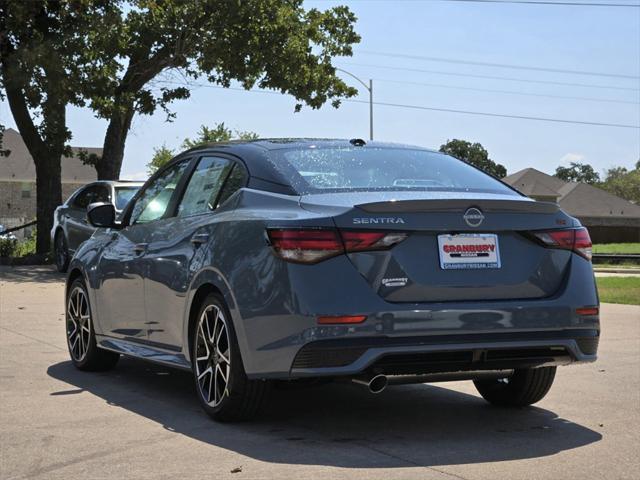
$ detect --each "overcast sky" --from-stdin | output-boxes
[1,0,639,180]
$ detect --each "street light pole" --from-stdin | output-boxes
[369,78,373,141]
[336,68,373,140]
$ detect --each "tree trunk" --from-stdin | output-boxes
[96,104,135,180]
[33,155,62,255]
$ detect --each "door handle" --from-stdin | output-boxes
[133,243,148,254]
[191,233,210,246]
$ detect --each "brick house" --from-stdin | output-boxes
[504,168,640,243]
[0,128,99,238]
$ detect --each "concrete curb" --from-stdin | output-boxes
[594,268,640,274]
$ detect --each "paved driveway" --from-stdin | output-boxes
[1,266,639,479]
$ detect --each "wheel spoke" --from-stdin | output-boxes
[68,297,77,318]
[211,308,219,343]
[69,333,78,351]
[215,322,225,348]
[198,324,210,357]
[214,373,218,407]
[216,363,229,384]
[76,293,81,321]
[197,365,212,382]
[217,347,230,365]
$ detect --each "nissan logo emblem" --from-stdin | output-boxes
[463,207,484,227]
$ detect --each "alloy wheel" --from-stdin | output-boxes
[56,234,67,270]
[67,286,91,362]
[195,305,231,407]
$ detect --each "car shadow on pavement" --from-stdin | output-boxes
[0,265,65,284]
[47,357,602,468]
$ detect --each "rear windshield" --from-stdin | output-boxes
[271,147,517,195]
[114,186,140,210]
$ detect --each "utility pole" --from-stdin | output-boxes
[336,68,373,140]
[369,78,373,141]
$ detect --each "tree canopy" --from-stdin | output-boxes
[1,0,360,254]
[439,139,507,178]
[146,123,258,174]
[1,1,116,253]
[554,162,601,184]
[81,0,360,179]
[599,163,640,204]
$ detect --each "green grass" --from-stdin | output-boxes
[593,243,640,254]
[596,277,640,305]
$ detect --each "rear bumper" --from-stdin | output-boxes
[234,251,599,379]
[288,329,598,378]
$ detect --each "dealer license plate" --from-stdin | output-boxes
[437,233,501,270]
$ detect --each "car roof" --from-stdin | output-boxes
[176,138,440,195]
[90,180,145,187]
[183,138,438,153]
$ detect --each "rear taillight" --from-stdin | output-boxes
[267,229,343,263]
[267,229,407,264]
[341,231,408,252]
[531,227,592,261]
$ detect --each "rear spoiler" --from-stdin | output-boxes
[356,199,559,214]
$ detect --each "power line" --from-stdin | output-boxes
[357,50,639,79]
[348,98,639,129]
[171,81,640,130]
[374,78,640,104]
[347,0,640,6]
[339,62,640,91]
[433,0,640,7]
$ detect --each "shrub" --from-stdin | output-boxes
[0,229,37,258]
[0,237,17,257]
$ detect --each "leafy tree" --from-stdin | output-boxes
[600,163,640,204]
[0,1,114,254]
[439,139,506,178]
[0,124,10,157]
[146,123,258,174]
[1,1,359,254]
[554,162,600,184]
[85,0,360,180]
[146,145,175,176]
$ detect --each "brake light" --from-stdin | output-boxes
[341,231,408,252]
[531,227,592,261]
[267,229,343,263]
[267,229,407,264]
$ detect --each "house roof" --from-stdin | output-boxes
[504,167,640,219]
[0,128,99,183]
[503,168,565,198]
[558,182,640,218]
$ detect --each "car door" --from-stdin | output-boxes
[66,184,110,251]
[144,155,243,348]
[95,160,190,341]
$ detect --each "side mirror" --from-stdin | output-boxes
[87,202,116,228]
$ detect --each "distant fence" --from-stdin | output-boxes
[592,254,640,265]
[0,220,37,236]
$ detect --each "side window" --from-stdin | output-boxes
[72,188,91,209]
[216,163,248,207]
[72,185,109,208]
[92,185,111,203]
[130,160,189,224]
[177,156,233,218]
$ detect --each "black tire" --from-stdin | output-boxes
[192,293,269,422]
[474,367,556,407]
[66,278,120,371]
[55,231,70,273]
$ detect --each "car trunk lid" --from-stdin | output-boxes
[301,192,578,303]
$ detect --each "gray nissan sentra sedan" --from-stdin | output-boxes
[65,139,599,421]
